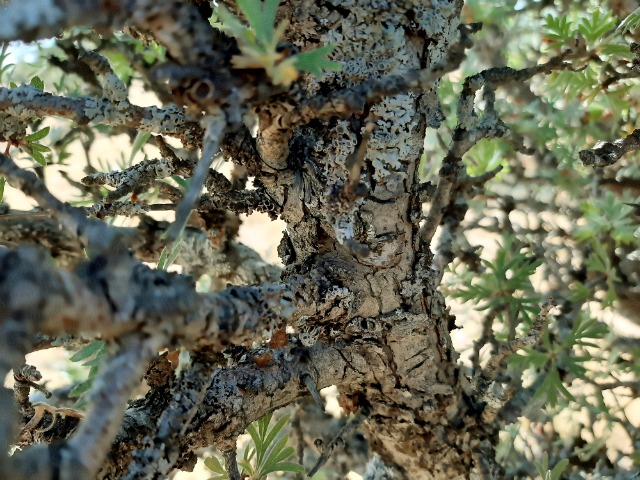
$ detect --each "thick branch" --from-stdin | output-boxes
[123,351,217,480]
[0,212,280,284]
[100,339,360,477]
[0,0,222,69]
[0,245,295,345]
[0,87,203,149]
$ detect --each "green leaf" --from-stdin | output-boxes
[218,411,303,479]
[69,378,94,398]
[236,0,280,45]
[30,75,44,91]
[129,131,151,164]
[246,423,265,465]
[204,456,228,477]
[82,356,105,368]
[262,414,289,456]
[264,461,305,475]
[533,451,549,477]
[578,10,616,44]
[216,6,250,41]
[70,340,106,362]
[264,439,294,469]
[294,45,342,78]
[535,366,575,407]
[30,143,51,153]
[172,175,189,189]
[0,43,14,83]
[617,7,640,34]
[157,247,169,271]
[25,126,50,143]
[543,14,575,48]
[157,231,184,270]
[0,176,4,203]
[549,458,570,479]
[29,150,46,166]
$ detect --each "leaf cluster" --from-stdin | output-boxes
[448,235,543,335]
[68,340,107,408]
[512,314,609,407]
[213,0,341,87]
[205,412,304,480]
[533,452,569,480]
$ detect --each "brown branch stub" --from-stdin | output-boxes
[579,129,640,168]
[13,365,51,416]
[18,402,83,447]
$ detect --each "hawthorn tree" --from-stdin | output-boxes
[0,0,639,479]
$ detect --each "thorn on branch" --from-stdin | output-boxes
[165,113,226,243]
[301,374,324,407]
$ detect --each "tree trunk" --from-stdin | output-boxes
[259,1,496,478]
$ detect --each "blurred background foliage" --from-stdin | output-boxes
[432,0,640,478]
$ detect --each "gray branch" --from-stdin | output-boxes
[123,352,217,480]
[0,87,203,149]
[0,245,295,346]
[579,129,640,168]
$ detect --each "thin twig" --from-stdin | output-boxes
[223,446,241,480]
[0,153,125,255]
[165,113,226,242]
[307,405,370,477]
[477,299,555,385]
